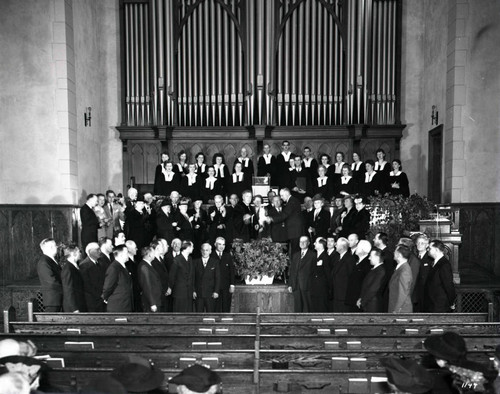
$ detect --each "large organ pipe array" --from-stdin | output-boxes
[120,0,401,128]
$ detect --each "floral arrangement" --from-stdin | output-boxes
[367,193,435,249]
[232,237,289,280]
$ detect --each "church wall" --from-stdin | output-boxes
[0,0,66,204]
[460,0,500,202]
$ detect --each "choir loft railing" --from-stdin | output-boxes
[120,0,402,128]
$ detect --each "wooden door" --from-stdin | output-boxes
[428,125,443,203]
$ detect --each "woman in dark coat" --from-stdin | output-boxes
[156,199,174,244]
[309,237,332,313]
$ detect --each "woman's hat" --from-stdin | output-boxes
[169,364,221,393]
[424,332,467,364]
[111,356,164,393]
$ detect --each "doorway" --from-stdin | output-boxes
[428,125,443,203]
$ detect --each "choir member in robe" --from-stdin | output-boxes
[338,165,357,196]
[319,153,331,172]
[257,143,276,185]
[174,150,189,176]
[154,161,181,197]
[227,162,250,200]
[194,152,208,179]
[359,160,381,197]
[275,140,296,188]
[212,153,230,193]
[153,152,170,195]
[374,148,391,194]
[302,146,318,179]
[351,152,365,185]
[389,159,410,197]
[201,166,223,203]
[327,151,346,186]
[290,156,313,201]
[180,163,201,201]
[313,165,334,201]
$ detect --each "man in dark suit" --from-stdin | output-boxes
[80,194,99,251]
[268,188,304,255]
[352,196,371,240]
[97,237,114,272]
[102,244,133,312]
[345,240,372,312]
[138,245,163,312]
[288,236,314,312]
[125,240,142,312]
[331,237,355,312]
[237,191,255,242]
[167,241,195,312]
[80,242,106,312]
[163,238,181,312]
[358,248,386,312]
[423,240,456,313]
[373,232,395,312]
[194,243,221,312]
[212,237,235,312]
[208,195,229,244]
[36,238,62,312]
[150,240,169,312]
[267,196,287,243]
[61,244,87,312]
[413,234,433,312]
[307,196,331,240]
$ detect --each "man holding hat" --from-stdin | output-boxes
[170,364,221,394]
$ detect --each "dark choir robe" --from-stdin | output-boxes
[80,204,99,250]
[351,161,365,185]
[195,163,208,179]
[80,257,106,312]
[374,161,391,194]
[227,172,251,200]
[288,249,314,312]
[154,170,181,197]
[308,208,331,239]
[194,256,221,312]
[283,165,298,190]
[309,251,332,313]
[359,264,386,312]
[180,173,201,201]
[290,167,313,200]
[62,262,87,312]
[388,171,410,197]
[331,251,355,312]
[423,256,456,313]
[102,261,133,312]
[275,152,296,188]
[156,209,174,244]
[413,251,433,312]
[359,171,381,197]
[201,177,223,203]
[212,250,235,313]
[207,205,228,244]
[313,176,334,201]
[151,257,169,311]
[174,212,194,241]
[345,256,372,312]
[173,162,188,176]
[257,154,276,185]
[338,175,357,196]
[302,157,318,179]
[37,255,63,312]
[327,161,346,185]
[338,207,357,238]
[138,260,163,311]
[169,253,195,312]
[188,207,209,257]
[233,157,254,178]
[267,205,288,243]
[153,163,166,195]
[213,163,230,192]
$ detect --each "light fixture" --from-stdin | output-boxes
[431,105,439,125]
[84,107,92,127]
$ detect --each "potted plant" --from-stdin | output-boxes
[232,237,289,285]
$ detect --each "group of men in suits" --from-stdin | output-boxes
[286,231,456,314]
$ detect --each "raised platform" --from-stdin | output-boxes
[231,284,294,313]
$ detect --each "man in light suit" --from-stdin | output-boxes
[288,236,314,312]
[80,194,99,251]
[388,245,413,313]
[423,240,456,313]
[193,243,220,312]
[61,244,87,313]
[138,245,163,312]
[36,238,62,312]
[102,244,133,312]
[331,237,355,312]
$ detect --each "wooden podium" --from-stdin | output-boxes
[231,284,294,313]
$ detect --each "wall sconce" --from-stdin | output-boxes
[431,105,439,125]
[84,107,92,127]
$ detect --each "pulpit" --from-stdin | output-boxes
[231,284,294,313]
[419,215,462,284]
